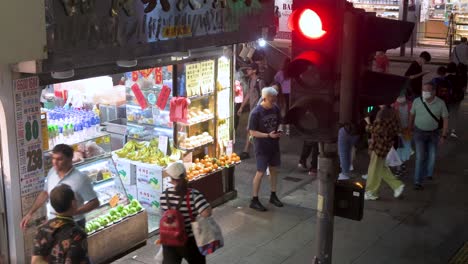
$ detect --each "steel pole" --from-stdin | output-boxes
[400,0,409,56]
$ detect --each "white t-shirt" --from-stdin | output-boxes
[44,167,98,220]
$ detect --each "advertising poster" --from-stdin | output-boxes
[275,0,292,40]
[200,60,215,95]
[186,62,201,97]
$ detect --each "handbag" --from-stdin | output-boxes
[421,98,443,130]
[187,190,224,256]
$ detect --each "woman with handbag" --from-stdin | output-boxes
[160,162,212,264]
[364,107,405,201]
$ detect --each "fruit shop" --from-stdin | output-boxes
[0,0,274,263]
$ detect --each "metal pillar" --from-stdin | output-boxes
[314,143,339,264]
[400,0,409,57]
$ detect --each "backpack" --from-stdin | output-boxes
[159,190,188,247]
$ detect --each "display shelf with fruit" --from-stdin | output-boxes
[186,153,240,181]
[178,132,214,150]
[114,139,182,167]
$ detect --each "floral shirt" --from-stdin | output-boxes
[367,116,401,158]
[33,217,89,264]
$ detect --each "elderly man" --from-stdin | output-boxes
[410,83,449,190]
[21,144,100,229]
[248,87,283,211]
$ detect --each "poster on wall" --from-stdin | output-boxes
[13,76,46,261]
[217,58,231,90]
[200,60,215,95]
[275,0,292,40]
[186,62,201,97]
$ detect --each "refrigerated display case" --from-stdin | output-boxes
[349,0,400,20]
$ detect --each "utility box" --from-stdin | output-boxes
[334,180,365,221]
[0,0,47,64]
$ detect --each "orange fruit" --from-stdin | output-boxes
[213,164,218,170]
[195,158,200,163]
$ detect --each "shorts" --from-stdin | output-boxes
[256,152,281,172]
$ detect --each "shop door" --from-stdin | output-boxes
[0,138,8,264]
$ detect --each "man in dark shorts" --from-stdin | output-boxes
[248,87,284,211]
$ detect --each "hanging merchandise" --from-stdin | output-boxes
[170,97,190,123]
[131,83,149,110]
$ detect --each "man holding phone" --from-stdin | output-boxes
[248,87,283,211]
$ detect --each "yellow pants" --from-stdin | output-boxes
[366,151,403,195]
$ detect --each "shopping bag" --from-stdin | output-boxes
[155,246,163,264]
[386,147,403,167]
[191,216,224,256]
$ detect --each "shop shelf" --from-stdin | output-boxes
[178,115,215,127]
[44,132,111,153]
[188,92,214,101]
[179,140,214,151]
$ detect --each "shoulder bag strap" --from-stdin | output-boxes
[186,188,195,222]
[420,98,440,123]
[455,46,461,63]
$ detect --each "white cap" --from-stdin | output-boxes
[261,87,278,98]
[164,162,186,180]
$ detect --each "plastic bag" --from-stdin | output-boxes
[155,246,163,264]
[386,147,402,167]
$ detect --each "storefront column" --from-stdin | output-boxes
[0,64,26,263]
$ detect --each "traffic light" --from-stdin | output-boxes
[286,2,414,141]
[285,0,344,142]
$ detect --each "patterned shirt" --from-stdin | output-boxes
[367,116,401,158]
[33,217,89,264]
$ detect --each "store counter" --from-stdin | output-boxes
[425,19,448,39]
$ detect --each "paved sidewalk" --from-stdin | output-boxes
[111,62,468,264]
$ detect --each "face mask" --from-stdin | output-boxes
[397,97,406,103]
[422,91,432,99]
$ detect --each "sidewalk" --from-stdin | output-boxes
[111,62,468,264]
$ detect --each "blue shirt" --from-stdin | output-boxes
[248,105,281,155]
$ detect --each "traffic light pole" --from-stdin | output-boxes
[314,143,339,264]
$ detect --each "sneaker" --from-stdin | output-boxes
[414,184,424,190]
[250,199,267,211]
[450,130,458,138]
[298,161,308,170]
[239,152,250,160]
[338,173,350,181]
[269,194,284,207]
[364,192,379,200]
[361,174,368,180]
[309,169,318,178]
[394,184,405,198]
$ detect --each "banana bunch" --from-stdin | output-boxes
[116,140,183,167]
[115,140,147,158]
[169,146,182,162]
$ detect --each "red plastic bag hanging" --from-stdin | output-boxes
[131,83,148,110]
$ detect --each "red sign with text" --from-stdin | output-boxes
[156,85,171,110]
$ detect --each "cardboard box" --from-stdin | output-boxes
[124,185,138,201]
[137,186,162,214]
[136,163,163,192]
[114,158,136,185]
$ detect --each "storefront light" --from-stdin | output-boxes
[258,38,267,47]
[116,60,138,68]
[51,69,75,79]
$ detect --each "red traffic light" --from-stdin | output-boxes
[288,8,326,39]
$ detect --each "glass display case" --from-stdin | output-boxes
[349,0,400,20]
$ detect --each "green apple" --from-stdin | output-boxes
[130,200,140,208]
[109,209,117,216]
[116,205,124,213]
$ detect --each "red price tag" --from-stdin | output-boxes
[156,85,171,110]
[155,68,163,84]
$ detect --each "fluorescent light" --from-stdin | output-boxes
[51,70,75,79]
[116,60,138,68]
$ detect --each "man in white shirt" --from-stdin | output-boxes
[20,144,100,229]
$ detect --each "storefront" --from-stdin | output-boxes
[0,0,274,263]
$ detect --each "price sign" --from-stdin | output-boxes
[186,62,201,97]
[156,85,171,110]
[158,135,169,155]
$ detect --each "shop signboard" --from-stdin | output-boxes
[43,0,274,71]
[13,76,46,260]
[274,0,292,40]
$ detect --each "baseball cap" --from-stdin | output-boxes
[164,162,186,180]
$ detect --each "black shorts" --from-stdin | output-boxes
[256,152,281,172]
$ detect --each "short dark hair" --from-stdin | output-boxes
[424,82,434,90]
[447,62,457,73]
[420,51,432,62]
[50,184,75,213]
[461,37,467,43]
[52,144,74,159]
[437,66,447,76]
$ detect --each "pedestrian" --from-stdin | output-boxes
[452,37,468,67]
[298,140,319,177]
[374,50,389,73]
[405,51,432,99]
[237,63,265,160]
[20,144,100,230]
[393,95,413,176]
[249,87,284,211]
[338,123,360,180]
[234,64,246,131]
[409,83,449,190]
[160,162,212,264]
[274,58,292,135]
[364,107,405,200]
[431,66,452,107]
[32,184,90,264]
[446,62,462,137]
